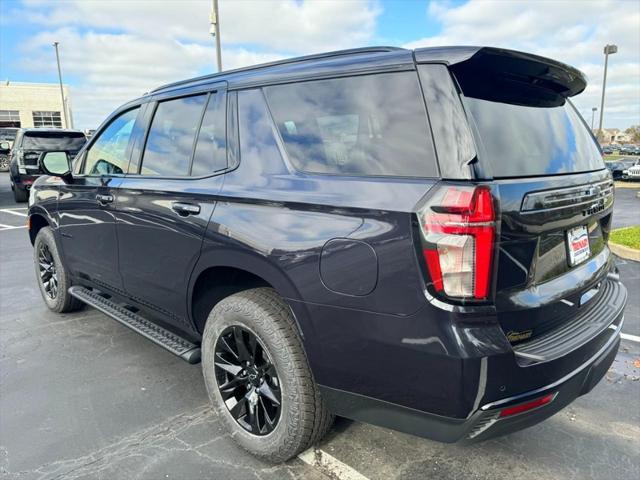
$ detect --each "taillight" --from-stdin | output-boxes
[418,185,495,300]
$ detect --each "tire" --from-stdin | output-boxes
[33,227,83,313]
[0,155,8,172]
[202,288,333,462]
[13,186,28,202]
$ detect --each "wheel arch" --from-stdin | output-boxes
[188,250,304,336]
[28,210,52,245]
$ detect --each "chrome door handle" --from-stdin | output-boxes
[172,202,201,216]
[96,194,114,205]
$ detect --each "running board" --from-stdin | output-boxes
[69,286,201,364]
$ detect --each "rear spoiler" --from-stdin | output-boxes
[414,46,586,100]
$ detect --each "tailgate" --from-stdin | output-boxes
[493,170,614,343]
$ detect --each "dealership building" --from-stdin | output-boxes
[0,81,73,130]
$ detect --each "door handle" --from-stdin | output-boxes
[96,194,114,205]
[172,202,201,216]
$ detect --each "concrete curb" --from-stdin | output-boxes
[613,181,640,190]
[610,242,640,262]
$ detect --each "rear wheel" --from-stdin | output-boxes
[202,288,333,462]
[13,186,28,202]
[33,227,83,313]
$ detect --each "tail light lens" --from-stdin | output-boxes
[23,152,39,166]
[418,185,495,300]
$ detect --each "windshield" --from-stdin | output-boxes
[464,98,604,178]
[22,132,86,150]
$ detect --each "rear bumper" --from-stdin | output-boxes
[320,313,622,443]
[12,174,41,190]
[462,316,621,442]
[313,277,626,443]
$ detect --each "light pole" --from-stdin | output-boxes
[591,107,597,131]
[210,0,222,72]
[597,44,617,142]
[52,42,68,129]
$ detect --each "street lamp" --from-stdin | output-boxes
[209,0,222,72]
[591,107,597,131]
[597,44,617,141]
[52,42,68,129]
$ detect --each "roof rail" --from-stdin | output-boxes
[150,46,405,94]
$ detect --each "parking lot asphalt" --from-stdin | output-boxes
[0,172,639,480]
[612,186,640,229]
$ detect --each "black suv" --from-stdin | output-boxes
[9,128,86,202]
[28,46,626,462]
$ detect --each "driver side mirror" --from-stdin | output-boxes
[40,151,72,181]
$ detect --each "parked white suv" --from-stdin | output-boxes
[623,163,640,181]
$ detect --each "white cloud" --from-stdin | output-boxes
[7,0,638,130]
[11,0,380,128]
[404,0,640,129]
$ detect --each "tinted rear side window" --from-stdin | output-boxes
[191,92,227,176]
[238,89,285,171]
[141,94,207,176]
[264,72,437,177]
[417,65,475,179]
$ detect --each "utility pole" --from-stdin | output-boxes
[597,44,617,142]
[52,42,68,128]
[591,107,597,131]
[210,0,222,72]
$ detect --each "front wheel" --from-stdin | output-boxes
[33,227,83,313]
[202,288,333,462]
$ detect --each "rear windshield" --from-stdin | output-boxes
[463,98,603,178]
[0,129,17,142]
[22,132,86,151]
[264,72,438,178]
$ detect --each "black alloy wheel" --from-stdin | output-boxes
[38,243,58,299]
[214,326,282,436]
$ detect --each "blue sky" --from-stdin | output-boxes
[1,0,638,130]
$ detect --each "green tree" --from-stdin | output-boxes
[625,125,640,143]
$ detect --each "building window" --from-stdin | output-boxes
[0,110,21,128]
[32,111,62,128]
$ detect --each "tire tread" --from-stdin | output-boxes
[202,288,333,462]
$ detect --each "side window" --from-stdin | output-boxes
[263,72,438,177]
[417,64,475,179]
[140,94,207,176]
[191,92,227,176]
[238,89,285,173]
[83,108,140,175]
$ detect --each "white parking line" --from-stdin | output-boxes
[0,209,28,217]
[0,223,27,230]
[621,333,640,343]
[299,447,370,480]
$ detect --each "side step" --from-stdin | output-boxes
[69,286,201,364]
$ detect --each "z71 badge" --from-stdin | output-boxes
[507,330,533,342]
